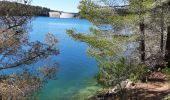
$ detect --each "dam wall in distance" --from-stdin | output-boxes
[49,11,79,18]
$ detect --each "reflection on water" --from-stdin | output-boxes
[30,17,98,100]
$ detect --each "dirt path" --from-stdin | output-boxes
[134,72,170,100]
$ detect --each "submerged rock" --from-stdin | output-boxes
[72,86,100,100]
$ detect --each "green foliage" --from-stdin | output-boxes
[129,64,148,82]
[129,0,155,10]
[162,67,170,83]
[67,1,170,100]
[162,67,170,76]
[78,0,126,26]
[67,24,140,89]
[67,29,136,57]
[68,0,159,91]
[95,57,147,87]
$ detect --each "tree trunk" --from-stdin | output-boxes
[165,1,170,67]
[138,0,145,63]
[161,28,164,52]
[166,26,170,67]
[140,22,145,63]
[160,7,164,53]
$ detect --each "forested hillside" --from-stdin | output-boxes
[0,1,51,16]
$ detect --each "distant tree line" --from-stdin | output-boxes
[0,1,51,16]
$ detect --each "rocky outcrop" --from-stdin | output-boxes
[109,79,135,94]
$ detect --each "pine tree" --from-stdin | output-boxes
[67,0,170,99]
[67,0,153,87]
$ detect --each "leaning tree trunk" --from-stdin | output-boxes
[166,25,170,67]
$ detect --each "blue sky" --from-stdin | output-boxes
[32,0,81,13]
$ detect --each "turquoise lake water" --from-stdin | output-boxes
[29,17,98,100]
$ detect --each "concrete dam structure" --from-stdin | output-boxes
[49,12,60,18]
[49,11,78,18]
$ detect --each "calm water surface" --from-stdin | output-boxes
[29,17,98,100]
